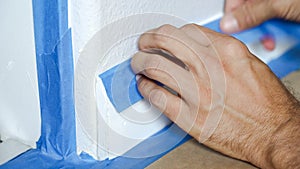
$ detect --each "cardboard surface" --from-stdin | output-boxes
[283,71,300,100]
[147,139,257,169]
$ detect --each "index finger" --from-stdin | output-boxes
[138,24,204,71]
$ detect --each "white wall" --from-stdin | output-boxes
[0,0,294,164]
[70,0,224,160]
[0,0,41,161]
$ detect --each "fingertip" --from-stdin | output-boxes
[137,29,155,50]
[135,74,142,83]
[220,13,240,34]
[130,53,139,73]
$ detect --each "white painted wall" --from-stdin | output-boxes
[0,0,41,163]
[0,0,295,164]
[69,0,224,160]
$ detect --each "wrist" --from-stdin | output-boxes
[244,101,300,169]
[268,104,300,169]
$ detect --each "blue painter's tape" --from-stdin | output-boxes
[2,4,300,168]
[1,1,98,168]
[32,0,76,156]
[100,59,143,112]
[99,19,300,113]
[94,19,300,168]
[1,1,190,168]
[91,124,191,169]
[0,149,99,169]
[268,43,300,78]
[206,19,300,44]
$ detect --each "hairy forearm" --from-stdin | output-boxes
[269,105,300,169]
[131,21,300,169]
[226,94,300,169]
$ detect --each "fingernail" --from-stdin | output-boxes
[136,74,142,82]
[221,13,239,33]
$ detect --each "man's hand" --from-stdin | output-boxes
[220,0,300,34]
[131,24,300,168]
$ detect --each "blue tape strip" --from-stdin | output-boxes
[1,1,97,168]
[99,19,300,113]
[0,149,98,169]
[32,0,76,156]
[268,43,300,78]
[1,1,189,168]
[93,19,300,169]
[205,19,300,44]
[1,6,300,168]
[91,125,191,169]
[99,59,143,112]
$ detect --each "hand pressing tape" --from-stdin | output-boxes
[99,49,188,113]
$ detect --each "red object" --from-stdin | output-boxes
[261,35,276,51]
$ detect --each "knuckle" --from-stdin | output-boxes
[139,32,154,49]
[156,24,176,34]
[180,23,198,31]
[153,24,176,47]
[221,38,255,73]
[143,56,163,77]
[221,37,252,68]
[223,37,245,53]
[150,90,165,104]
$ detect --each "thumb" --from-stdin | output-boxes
[220,0,276,34]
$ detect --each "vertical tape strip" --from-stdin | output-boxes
[32,0,76,156]
[1,14,300,169]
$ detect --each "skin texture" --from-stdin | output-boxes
[131,24,300,168]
